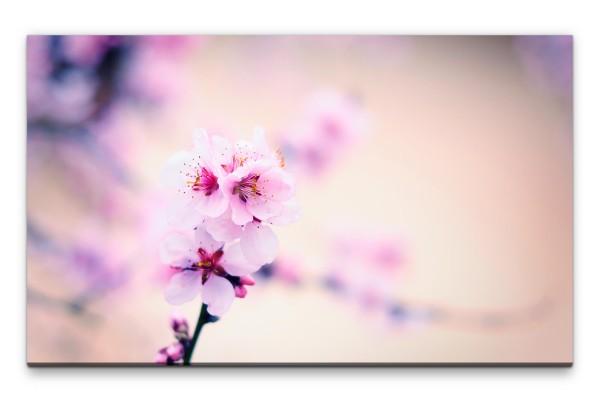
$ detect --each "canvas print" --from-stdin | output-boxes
[26,35,573,365]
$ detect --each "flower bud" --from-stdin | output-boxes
[170,312,189,335]
[166,342,184,360]
[155,348,169,365]
[234,285,248,298]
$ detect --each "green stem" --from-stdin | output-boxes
[183,303,210,365]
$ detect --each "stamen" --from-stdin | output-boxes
[276,149,286,168]
[232,174,262,203]
[185,166,219,196]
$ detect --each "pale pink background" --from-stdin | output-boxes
[27,36,572,363]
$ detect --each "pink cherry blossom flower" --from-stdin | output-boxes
[279,90,369,178]
[161,130,229,227]
[220,160,295,226]
[198,127,299,265]
[159,226,260,316]
[255,252,304,285]
[211,127,280,174]
[160,127,299,296]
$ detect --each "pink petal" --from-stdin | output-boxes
[267,197,301,226]
[201,275,235,316]
[248,158,276,176]
[165,271,202,305]
[205,210,244,242]
[258,167,295,201]
[233,139,256,162]
[192,129,211,158]
[211,135,234,167]
[229,195,254,225]
[239,275,256,286]
[194,225,224,254]
[159,233,197,266]
[221,242,261,276]
[166,342,184,360]
[252,126,271,159]
[155,350,169,364]
[246,197,284,221]
[166,193,204,230]
[240,222,279,265]
[195,190,228,218]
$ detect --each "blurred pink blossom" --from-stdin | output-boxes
[126,36,206,104]
[257,253,305,285]
[325,227,409,312]
[279,90,369,178]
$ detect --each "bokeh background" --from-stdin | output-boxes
[26,35,572,364]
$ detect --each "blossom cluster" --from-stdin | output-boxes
[159,128,299,316]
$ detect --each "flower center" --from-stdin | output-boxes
[275,149,286,168]
[186,167,219,196]
[232,174,262,203]
[193,248,226,284]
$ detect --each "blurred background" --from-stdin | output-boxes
[26,35,572,364]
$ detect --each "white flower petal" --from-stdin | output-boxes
[246,197,283,221]
[195,190,228,218]
[221,242,261,276]
[252,126,270,159]
[230,196,254,226]
[166,194,203,230]
[159,233,197,266]
[205,211,244,242]
[165,271,202,305]
[267,198,301,226]
[194,225,224,254]
[240,221,279,266]
[201,275,235,316]
[211,135,234,166]
[234,139,256,162]
[192,128,208,148]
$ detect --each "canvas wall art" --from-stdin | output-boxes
[26,35,573,365]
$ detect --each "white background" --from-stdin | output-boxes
[1,0,597,400]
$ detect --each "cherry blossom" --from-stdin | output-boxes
[157,125,300,365]
[191,127,300,265]
[159,226,260,316]
[161,130,229,227]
